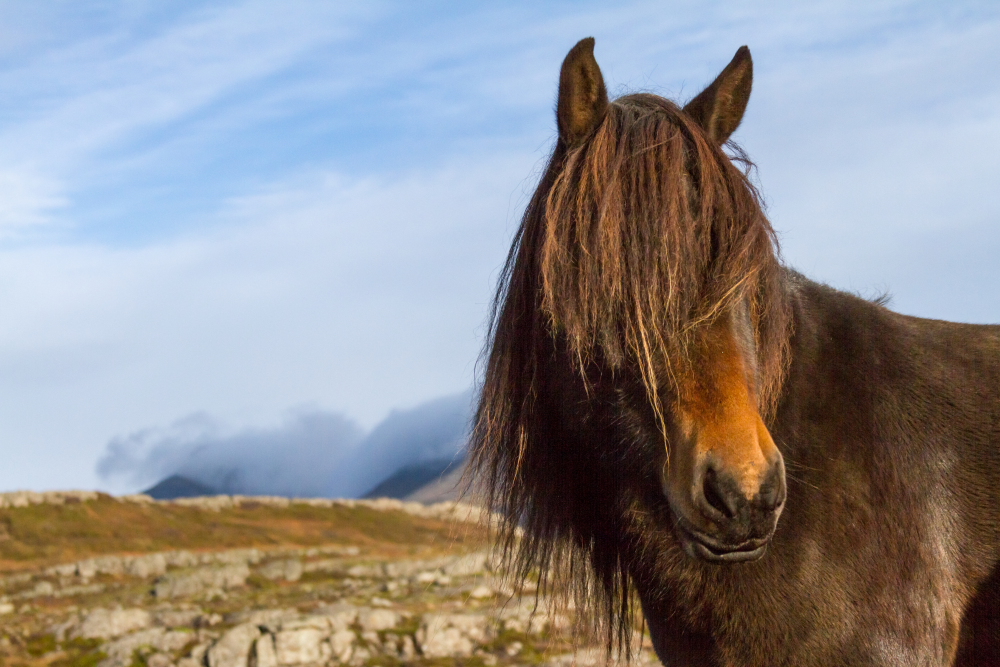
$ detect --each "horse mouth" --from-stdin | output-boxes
[676,523,769,563]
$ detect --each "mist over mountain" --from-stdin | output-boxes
[96,390,473,498]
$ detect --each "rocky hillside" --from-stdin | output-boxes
[0,493,656,667]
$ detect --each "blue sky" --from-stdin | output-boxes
[0,1,998,492]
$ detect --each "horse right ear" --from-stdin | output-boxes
[557,37,609,147]
[683,46,753,144]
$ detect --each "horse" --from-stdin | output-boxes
[469,38,1000,666]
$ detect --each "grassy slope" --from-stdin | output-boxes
[0,496,488,571]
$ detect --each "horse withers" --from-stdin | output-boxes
[470,38,1000,666]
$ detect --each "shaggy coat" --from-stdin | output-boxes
[470,38,1000,666]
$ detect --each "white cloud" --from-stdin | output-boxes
[0,155,526,491]
[95,390,471,498]
[0,1,998,492]
[0,169,68,233]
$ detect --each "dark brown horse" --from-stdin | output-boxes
[470,38,1000,666]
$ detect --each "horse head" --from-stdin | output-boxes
[471,36,793,646]
[550,39,787,562]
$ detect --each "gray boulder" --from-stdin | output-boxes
[154,564,250,599]
[207,623,261,667]
[74,608,152,639]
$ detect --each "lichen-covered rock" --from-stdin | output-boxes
[74,608,152,639]
[274,627,328,665]
[154,608,202,629]
[348,646,370,666]
[146,653,173,667]
[469,585,493,599]
[345,564,382,578]
[228,608,297,631]
[258,559,303,582]
[206,623,261,667]
[154,564,250,599]
[313,604,358,631]
[252,634,278,667]
[499,599,568,634]
[124,553,168,578]
[416,613,491,658]
[441,552,489,576]
[99,629,190,667]
[329,629,356,663]
[357,608,399,632]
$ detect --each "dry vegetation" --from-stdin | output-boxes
[0,495,486,570]
[0,495,656,667]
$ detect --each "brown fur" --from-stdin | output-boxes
[469,39,1000,666]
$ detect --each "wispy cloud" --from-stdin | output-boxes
[0,158,520,490]
[96,390,471,498]
[0,1,997,490]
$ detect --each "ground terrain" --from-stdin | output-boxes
[0,492,655,667]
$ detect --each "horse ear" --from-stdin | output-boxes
[557,37,609,146]
[683,46,753,143]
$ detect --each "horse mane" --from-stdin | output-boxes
[468,93,792,651]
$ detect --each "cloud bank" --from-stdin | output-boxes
[96,390,472,498]
[0,2,998,492]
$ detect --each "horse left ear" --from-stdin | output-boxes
[557,37,609,147]
[683,46,753,143]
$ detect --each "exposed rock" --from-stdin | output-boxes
[348,646,370,666]
[345,564,381,579]
[125,553,169,578]
[206,623,261,667]
[499,599,568,634]
[75,608,152,639]
[0,491,490,528]
[441,551,490,576]
[213,549,262,566]
[0,490,100,508]
[399,635,417,660]
[258,559,303,582]
[301,558,344,574]
[329,629,356,663]
[357,607,400,632]
[274,627,328,665]
[154,608,202,628]
[314,604,358,632]
[417,613,491,658]
[99,628,190,667]
[32,581,54,596]
[251,635,278,667]
[469,585,493,599]
[154,564,250,599]
[227,608,297,630]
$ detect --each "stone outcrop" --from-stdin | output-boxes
[74,608,152,639]
[0,490,489,526]
[258,559,303,582]
[0,493,659,667]
[154,563,251,599]
[416,613,491,658]
[99,628,193,667]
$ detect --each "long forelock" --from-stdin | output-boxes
[540,94,788,416]
[468,92,791,655]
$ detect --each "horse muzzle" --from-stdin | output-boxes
[665,452,786,564]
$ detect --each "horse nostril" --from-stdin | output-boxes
[702,467,737,519]
[757,467,785,512]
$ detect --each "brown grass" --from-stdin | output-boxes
[0,496,488,571]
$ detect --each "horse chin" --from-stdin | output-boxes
[678,527,769,563]
[671,514,774,564]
